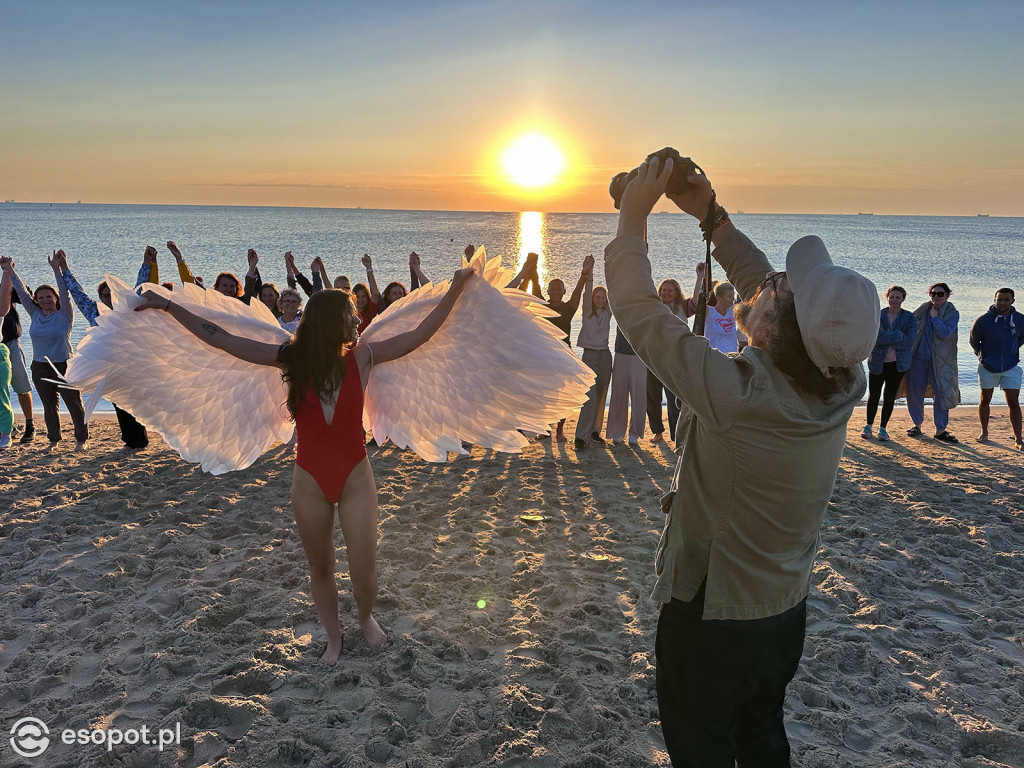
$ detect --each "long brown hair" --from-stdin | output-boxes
[214,272,242,298]
[278,289,358,417]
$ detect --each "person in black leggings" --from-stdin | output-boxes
[863,285,918,441]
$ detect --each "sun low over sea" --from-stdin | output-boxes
[2,203,1021,411]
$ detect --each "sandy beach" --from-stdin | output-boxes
[2,406,1023,768]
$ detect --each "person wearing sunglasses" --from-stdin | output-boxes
[904,282,961,443]
[605,155,878,765]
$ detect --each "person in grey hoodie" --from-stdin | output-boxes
[1,251,88,452]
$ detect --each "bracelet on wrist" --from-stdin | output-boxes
[699,205,730,237]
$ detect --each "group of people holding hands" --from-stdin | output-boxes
[0,243,446,452]
[2,240,1022,454]
[862,282,1024,449]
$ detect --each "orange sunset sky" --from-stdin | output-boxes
[3,1,1022,216]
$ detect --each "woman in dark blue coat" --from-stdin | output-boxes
[862,285,917,441]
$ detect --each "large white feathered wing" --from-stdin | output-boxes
[360,247,595,461]
[63,276,293,474]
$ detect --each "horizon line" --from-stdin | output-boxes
[0,201,1017,219]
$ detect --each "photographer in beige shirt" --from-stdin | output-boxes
[606,155,878,766]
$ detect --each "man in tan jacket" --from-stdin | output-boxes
[606,157,879,766]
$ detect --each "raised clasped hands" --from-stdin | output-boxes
[311,256,324,274]
[134,289,171,312]
[49,249,66,272]
[361,254,372,269]
[247,248,259,267]
[452,267,475,289]
[0,256,13,273]
[166,241,183,259]
[582,254,595,275]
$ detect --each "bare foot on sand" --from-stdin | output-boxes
[321,638,342,666]
[361,616,387,648]
[1015,438,1023,452]
[976,432,989,443]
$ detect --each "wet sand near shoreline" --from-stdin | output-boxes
[1,407,1022,767]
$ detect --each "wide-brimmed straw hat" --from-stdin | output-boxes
[786,236,878,371]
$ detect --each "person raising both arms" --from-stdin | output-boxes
[133,269,475,663]
[541,254,594,442]
[606,153,877,765]
[2,252,89,452]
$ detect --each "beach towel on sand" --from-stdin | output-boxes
[61,248,594,473]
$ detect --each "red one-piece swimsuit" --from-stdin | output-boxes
[294,350,367,503]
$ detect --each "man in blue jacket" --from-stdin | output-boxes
[969,288,1024,449]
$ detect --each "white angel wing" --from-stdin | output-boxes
[360,247,595,462]
[63,276,293,474]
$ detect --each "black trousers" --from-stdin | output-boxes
[656,584,807,767]
[647,371,681,437]
[114,404,149,448]
[866,361,905,428]
[31,360,88,443]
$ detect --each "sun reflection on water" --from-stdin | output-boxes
[517,211,546,284]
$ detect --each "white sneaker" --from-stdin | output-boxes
[0,434,11,450]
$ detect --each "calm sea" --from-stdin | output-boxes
[2,203,1022,411]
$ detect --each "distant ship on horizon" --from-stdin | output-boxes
[977,213,989,217]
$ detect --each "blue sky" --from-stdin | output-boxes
[2,0,1022,213]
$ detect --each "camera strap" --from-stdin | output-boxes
[692,189,716,337]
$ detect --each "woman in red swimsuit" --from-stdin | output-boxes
[136,268,474,664]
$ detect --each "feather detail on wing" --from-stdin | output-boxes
[359,247,595,461]
[63,276,293,474]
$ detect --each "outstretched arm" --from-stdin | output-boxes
[50,250,74,322]
[166,241,196,285]
[567,255,594,312]
[362,254,380,300]
[685,263,705,317]
[311,256,328,294]
[135,290,281,367]
[363,268,474,366]
[137,245,158,287]
[1,258,37,317]
[58,252,100,324]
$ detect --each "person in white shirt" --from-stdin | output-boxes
[574,271,612,449]
[704,279,739,354]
